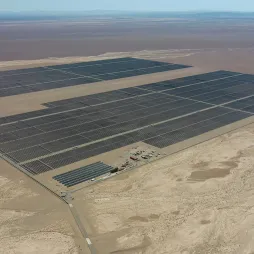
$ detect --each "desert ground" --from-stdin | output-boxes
[1,15,254,254]
[0,158,89,254]
[1,16,254,61]
[75,122,254,254]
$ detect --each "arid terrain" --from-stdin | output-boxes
[0,159,87,254]
[1,14,254,254]
[1,15,254,61]
[77,123,254,254]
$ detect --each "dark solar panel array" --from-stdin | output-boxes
[22,108,250,172]
[53,162,113,187]
[224,95,254,112]
[0,70,253,176]
[0,57,189,97]
[152,72,254,106]
[0,98,203,154]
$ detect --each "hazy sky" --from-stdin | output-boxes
[1,0,254,12]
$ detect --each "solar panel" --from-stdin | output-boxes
[53,162,113,186]
[0,58,190,97]
[1,70,254,176]
[23,160,52,175]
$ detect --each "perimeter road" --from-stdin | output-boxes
[68,203,97,254]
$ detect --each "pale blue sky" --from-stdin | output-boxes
[1,0,254,12]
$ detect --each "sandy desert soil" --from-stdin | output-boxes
[166,48,254,75]
[74,122,254,254]
[0,159,89,254]
[1,17,254,61]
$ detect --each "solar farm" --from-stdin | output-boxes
[3,11,254,254]
[2,55,254,254]
[0,57,254,192]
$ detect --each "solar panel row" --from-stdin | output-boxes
[0,75,252,152]
[22,107,250,174]
[0,88,154,126]
[0,57,189,97]
[0,70,241,125]
[41,70,239,109]
[0,74,252,146]
[145,111,249,148]
[225,96,254,109]
[0,98,206,157]
[0,70,253,176]
[53,162,113,187]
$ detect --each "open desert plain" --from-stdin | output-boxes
[1,13,254,254]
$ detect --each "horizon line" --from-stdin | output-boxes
[1,10,254,13]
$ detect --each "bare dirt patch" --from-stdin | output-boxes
[0,160,83,254]
[188,168,231,181]
[73,124,254,254]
